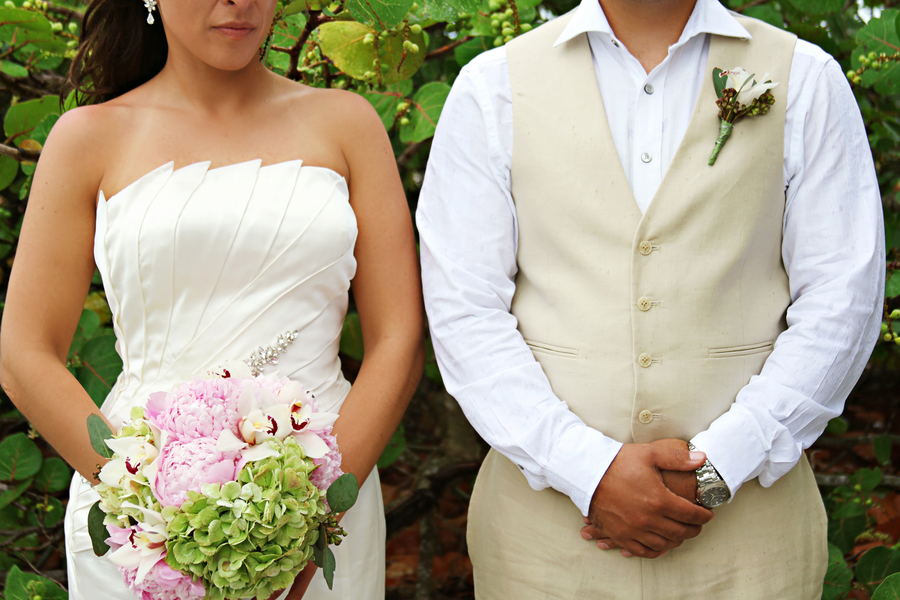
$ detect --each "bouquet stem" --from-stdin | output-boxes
[708,120,734,166]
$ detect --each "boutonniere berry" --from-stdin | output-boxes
[708,67,779,166]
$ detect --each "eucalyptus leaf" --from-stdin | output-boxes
[323,546,336,589]
[0,432,42,481]
[88,499,110,556]
[87,413,114,460]
[713,67,727,98]
[326,472,359,514]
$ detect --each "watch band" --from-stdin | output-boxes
[687,442,731,508]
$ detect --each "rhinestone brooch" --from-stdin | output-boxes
[244,330,300,376]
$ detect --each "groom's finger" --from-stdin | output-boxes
[650,442,708,472]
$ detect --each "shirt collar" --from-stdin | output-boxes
[552,0,751,49]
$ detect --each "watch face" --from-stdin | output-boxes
[700,484,730,508]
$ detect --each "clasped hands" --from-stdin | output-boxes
[580,438,714,559]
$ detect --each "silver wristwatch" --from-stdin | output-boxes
[687,442,731,508]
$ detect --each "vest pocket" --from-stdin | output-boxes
[708,340,774,358]
[524,339,579,359]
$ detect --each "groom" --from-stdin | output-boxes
[417,0,884,597]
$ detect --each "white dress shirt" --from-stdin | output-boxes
[417,0,885,516]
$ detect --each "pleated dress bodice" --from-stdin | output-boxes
[94,159,358,426]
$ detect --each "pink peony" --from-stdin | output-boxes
[148,378,246,442]
[311,433,343,491]
[106,525,205,600]
[154,438,239,507]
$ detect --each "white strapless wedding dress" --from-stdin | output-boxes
[62,159,385,600]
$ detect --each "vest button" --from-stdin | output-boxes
[638,353,652,368]
[638,409,653,424]
[639,241,653,255]
[637,297,652,311]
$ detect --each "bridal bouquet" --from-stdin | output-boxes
[85,335,357,600]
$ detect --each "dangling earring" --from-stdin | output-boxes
[143,0,157,25]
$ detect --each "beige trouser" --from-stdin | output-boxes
[468,449,827,599]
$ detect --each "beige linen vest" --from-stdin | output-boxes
[466,13,827,599]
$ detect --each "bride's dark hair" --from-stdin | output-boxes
[68,0,168,105]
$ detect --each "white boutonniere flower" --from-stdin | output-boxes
[708,67,779,165]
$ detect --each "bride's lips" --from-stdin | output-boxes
[212,21,256,40]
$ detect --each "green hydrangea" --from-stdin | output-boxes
[162,437,330,600]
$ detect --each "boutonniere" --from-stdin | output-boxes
[708,67,779,166]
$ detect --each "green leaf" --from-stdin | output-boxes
[0,59,26,78]
[857,546,900,592]
[0,478,31,510]
[856,467,884,491]
[446,0,479,13]
[3,95,59,145]
[827,515,866,554]
[741,5,783,28]
[33,457,71,493]
[361,80,413,130]
[822,543,853,600]
[887,272,900,299]
[5,565,68,600]
[422,0,458,22]
[873,573,900,600]
[318,21,426,85]
[282,0,307,16]
[784,0,842,15]
[874,436,893,466]
[323,546,336,589]
[400,81,451,143]
[76,331,123,407]
[27,495,63,527]
[377,423,406,468]
[88,500,110,556]
[31,112,59,146]
[326,472,359,514]
[825,416,849,436]
[713,67,727,98]
[345,0,414,31]
[852,11,900,96]
[87,414,114,460]
[0,155,18,191]
[0,433,42,481]
[340,311,364,360]
[455,36,491,67]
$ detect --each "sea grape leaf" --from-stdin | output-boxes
[0,433,42,481]
[855,467,884,491]
[377,423,406,468]
[3,95,59,145]
[27,495,63,527]
[822,543,853,600]
[400,81,451,143]
[784,0,842,15]
[33,457,71,493]
[455,36,491,67]
[873,573,900,600]
[87,414,114,460]
[318,21,426,84]
[76,331,122,407]
[0,478,31,510]
[886,272,900,299]
[0,155,18,191]
[857,546,900,592]
[0,59,26,78]
[345,0,414,31]
[361,80,414,130]
[340,311,365,360]
[5,565,68,600]
[828,515,866,554]
[88,500,110,556]
[851,11,900,96]
[326,472,359,514]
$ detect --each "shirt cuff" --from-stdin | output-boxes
[542,425,622,516]
[690,407,768,500]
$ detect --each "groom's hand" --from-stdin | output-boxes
[585,439,713,559]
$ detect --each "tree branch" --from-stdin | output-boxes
[0,143,40,163]
[425,36,473,60]
[816,473,900,488]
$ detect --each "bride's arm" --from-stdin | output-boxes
[0,107,114,482]
[330,92,425,487]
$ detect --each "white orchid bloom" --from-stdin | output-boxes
[288,401,338,459]
[98,435,160,488]
[109,505,168,585]
[724,67,779,106]
[203,359,253,380]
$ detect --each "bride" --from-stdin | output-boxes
[0,0,424,597]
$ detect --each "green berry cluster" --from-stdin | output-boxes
[486,0,532,47]
[847,51,900,86]
[360,20,420,85]
[881,309,900,345]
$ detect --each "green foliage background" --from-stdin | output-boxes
[0,0,896,597]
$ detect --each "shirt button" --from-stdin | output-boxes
[637,297,652,311]
[638,353,652,368]
[639,241,653,255]
[638,409,653,424]
[643,83,654,95]
[641,152,652,163]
